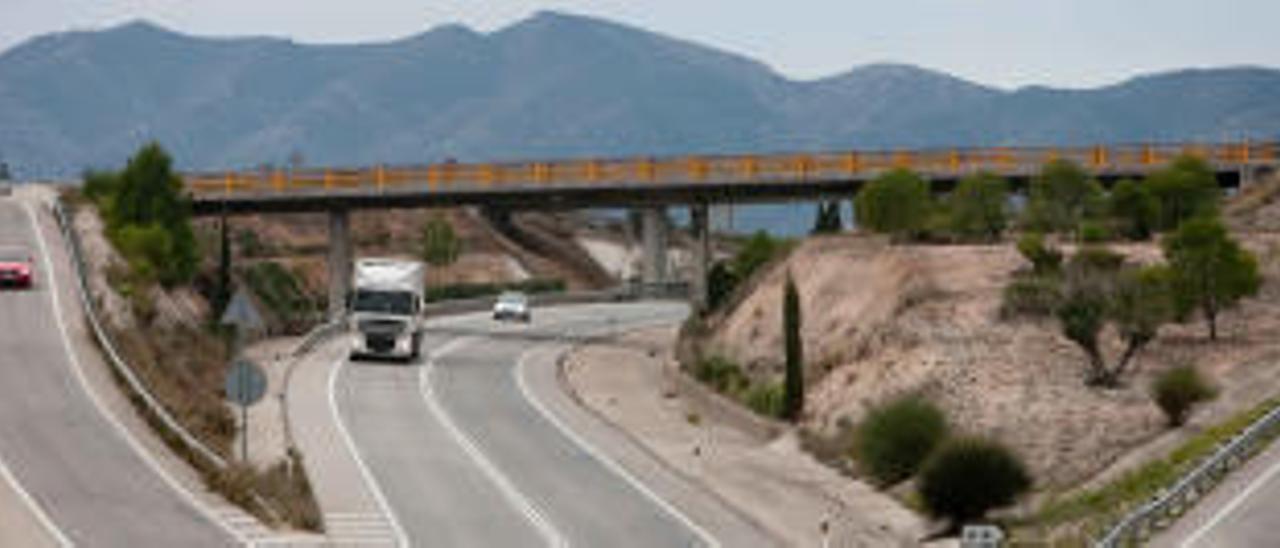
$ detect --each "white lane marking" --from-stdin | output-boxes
[327,356,411,547]
[24,203,250,546]
[516,345,721,548]
[0,447,72,547]
[421,338,569,548]
[1181,453,1280,547]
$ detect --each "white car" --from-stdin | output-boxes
[492,291,531,322]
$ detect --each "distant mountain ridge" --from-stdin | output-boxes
[1,11,1278,178]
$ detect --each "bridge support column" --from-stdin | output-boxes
[690,202,709,312]
[640,207,668,293]
[1241,166,1260,188]
[328,208,352,321]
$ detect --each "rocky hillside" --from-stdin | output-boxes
[699,231,1280,489]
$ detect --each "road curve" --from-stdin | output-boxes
[335,302,745,547]
[0,200,234,546]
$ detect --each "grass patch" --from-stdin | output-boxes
[1019,396,1280,540]
[240,261,322,333]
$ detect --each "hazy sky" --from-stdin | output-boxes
[4,0,1278,89]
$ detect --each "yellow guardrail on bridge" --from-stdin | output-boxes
[185,141,1278,197]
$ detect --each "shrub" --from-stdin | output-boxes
[948,172,1008,241]
[855,168,932,240]
[1109,179,1160,240]
[1148,155,1220,231]
[1078,220,1111,243]
[1000,273,1061,319]
[241,261,319,332]
[113,223,173,284]
[1016,233,1062,275]
[1153,365,1218,426]
[919,438,1031,528]
[732,231,780,282]
[421,214,462,266]
[855,395,949,485]
[745,382,785,418]
[693,356,749,395]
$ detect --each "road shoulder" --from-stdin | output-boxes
[560,326,927,547]
[285,335,404,545]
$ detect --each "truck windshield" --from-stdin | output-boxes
[351,290,415,315]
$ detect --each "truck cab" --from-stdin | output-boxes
[348,258,426,361]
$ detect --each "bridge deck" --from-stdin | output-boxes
[186,142,1278,214]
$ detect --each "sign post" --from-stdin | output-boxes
[221,289,265,462]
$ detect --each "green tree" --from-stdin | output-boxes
[1148,155,1219,231]
[1152,365,1217,427]
[1016,232,1062,275]
[855,168,931,241]
[855,395,949,485]
[948,172,1008,241]
[0,162,12,181]
[1162,217,1261,340]
[705,260,738,311]
[1057,251,1173,387]
[782,272,804,421]
[421,214,462,266]
[811,201,843,234]
[1023,159,1104,233]
[918,438,1031,531]
[97,143,197,286]
[1109,179,1160,240]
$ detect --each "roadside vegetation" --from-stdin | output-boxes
[683,152,1272,540]
[75,143,322,531]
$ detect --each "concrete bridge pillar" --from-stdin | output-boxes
[690,202,709,311]
[328,208,352,320]
[640,206,668,291]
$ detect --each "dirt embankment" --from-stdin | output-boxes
[698,232,1280,490]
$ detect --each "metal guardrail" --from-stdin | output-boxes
[1096,401,1280,546]
[185,141,1278,197]
[52,199,229,470]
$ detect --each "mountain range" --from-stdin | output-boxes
[1,11,1278,178]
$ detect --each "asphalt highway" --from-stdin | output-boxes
[335,302,726,547]
[0,200,233,546]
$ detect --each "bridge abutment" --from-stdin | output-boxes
[327,207,352,320]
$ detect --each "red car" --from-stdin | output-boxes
[0,246,34,289]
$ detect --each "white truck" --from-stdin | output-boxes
[348,258,426,361]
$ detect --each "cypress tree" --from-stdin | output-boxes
[783,272,804,421]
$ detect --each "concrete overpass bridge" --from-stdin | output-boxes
[184,141,1279,316]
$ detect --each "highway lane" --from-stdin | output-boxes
[0,200,235,546]
[336,302,715,547]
